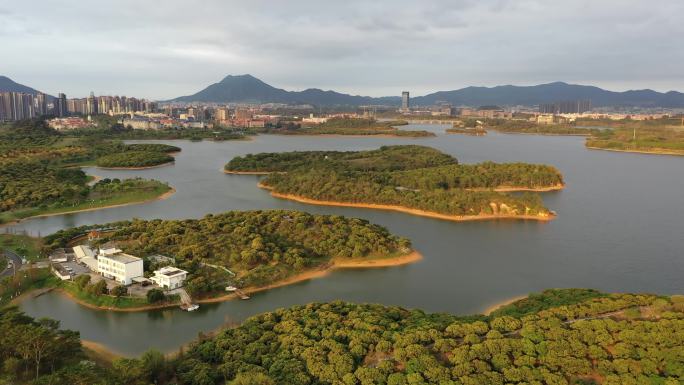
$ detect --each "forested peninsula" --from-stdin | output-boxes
[0,120,176,223]
[44,210,416,303]
[4,288,684,385]
[226,145,563,221]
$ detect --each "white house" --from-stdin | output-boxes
[97,250,143,285]
[150,266,188,289]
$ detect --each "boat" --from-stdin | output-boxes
[225,286,237,292]
[181,303,200,311]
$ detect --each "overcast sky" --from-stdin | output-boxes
[2,0,683,99]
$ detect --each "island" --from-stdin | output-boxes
[226,145,564,221]
[0,120,176,223]
[35,209,417,310]
[3,288,684,385]
[263,117,435,137]
[586,120,684,155]
[446,126,487,136]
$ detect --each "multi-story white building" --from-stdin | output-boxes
[97,249,143,285]
[150,266,188,290]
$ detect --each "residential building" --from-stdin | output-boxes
[302,113,329,124]
[55,93,67,117]
[150,266,188,289]
[73,245,98,271]
[539,100,592,114]
[52,264,72,281]
[97,249,143,285]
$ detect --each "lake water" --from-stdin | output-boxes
[12,125,684,356]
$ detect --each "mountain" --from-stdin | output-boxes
[171,74,399,106]
[0,76,52,98]
[412,82,684,108]
[171,76,684,108]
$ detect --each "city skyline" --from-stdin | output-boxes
[2,0,683,99]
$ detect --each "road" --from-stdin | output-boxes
[0,249,22,279]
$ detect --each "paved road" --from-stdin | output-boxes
[0,249,22,279]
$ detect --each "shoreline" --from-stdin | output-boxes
[491,129,592,137]
[197,251,423,304]
[482,294,529,315]
[586,145,684,157]
[96,161,175,170]
[23,251,423,312]
[0,187,176,227]
[264,133,433,138]
[223,170,272,175]
[259,183,554,222]
[468,184,565,193]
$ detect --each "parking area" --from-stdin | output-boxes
[60,261,90,276]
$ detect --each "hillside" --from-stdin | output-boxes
[0,75,52,97]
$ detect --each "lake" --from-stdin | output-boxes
[12,125,684,356]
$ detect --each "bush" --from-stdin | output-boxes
[147,288,165,303]
[111,285,128,297]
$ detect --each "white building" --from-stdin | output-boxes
[150,266,188,289]
[97,249,143,285]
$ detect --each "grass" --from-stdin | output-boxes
[60,282,181,309]
[0,268,57,307]
[0,183,172,224]
[0,234,44,260]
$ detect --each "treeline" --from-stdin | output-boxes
[481,119,599,136]
[228,146,561,219]
[226,145,457,173]
[173,291,684,385]
[267,117,435,137]
[45,210,411,292]
[96,151,174,168]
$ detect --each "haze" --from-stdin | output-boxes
[2,0,682,99]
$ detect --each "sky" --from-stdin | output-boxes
[1,0,683,100]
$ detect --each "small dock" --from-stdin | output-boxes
[177,288,199,311]
[234,288,250,300]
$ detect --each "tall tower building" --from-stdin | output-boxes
[56,93,67,117]
[35,92,47,116]
[401,91,410,112]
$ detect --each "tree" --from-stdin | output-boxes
[111,285,128,297]
[147,288,165,303]
[230,372,275,385]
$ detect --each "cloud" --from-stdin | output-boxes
[2,0,683,99]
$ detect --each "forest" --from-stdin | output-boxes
[95,150,175,168]
[4,289,684,385]
[0,120,176,221]
[227,146,562,219]
[264,118,434,137]
[44,210,412,293]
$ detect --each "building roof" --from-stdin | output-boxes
[100,253,141,264]
[154,266,187,278]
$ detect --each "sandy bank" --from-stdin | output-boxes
[82,340,123,362]
[54,288,180,312]
[223,170,272,175]
[482,294,529,316]
[586,145,684,157]
[197,251,423,304]
[259,183,554,223]
[265,133,432,138]
[467,184,565,193]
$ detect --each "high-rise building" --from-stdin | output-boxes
[55,93,67,117]
[35,92,47,116]
[0,92,35,121]
[215,107,230,121]
[539,100,592,114]
[401,91,410,111]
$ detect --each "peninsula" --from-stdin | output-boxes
[38,210,417,310]
[226,145,563,221]
[263,117,435,137]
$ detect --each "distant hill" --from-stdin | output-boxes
[0,76,52,98]
[171,75,684,108]
[170,74,399,106]
[413,82,684,108]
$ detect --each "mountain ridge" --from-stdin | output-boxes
[0,76,53,98]
[171,75,684,107]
